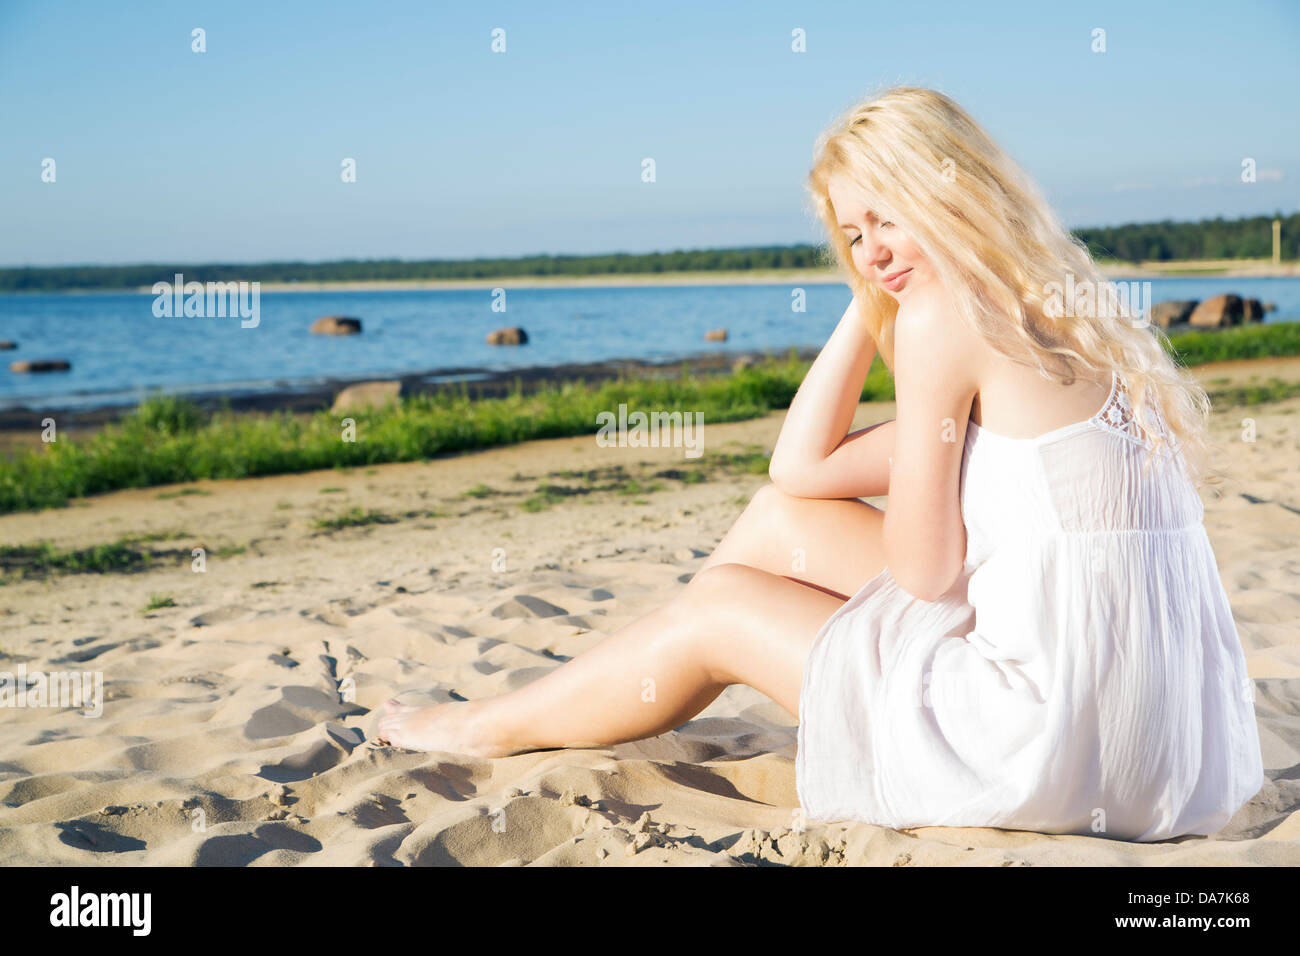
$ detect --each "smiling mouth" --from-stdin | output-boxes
[882,268,912,287]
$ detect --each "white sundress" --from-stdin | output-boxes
[796,369,1266,842]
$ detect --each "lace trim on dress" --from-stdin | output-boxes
[1097,372,1169,445]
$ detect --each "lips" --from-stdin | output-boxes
[881,268,912,290]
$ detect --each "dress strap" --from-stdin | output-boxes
[1096,370,1166,443]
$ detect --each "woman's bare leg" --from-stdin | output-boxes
[698,482,887,598]
[375,563,845,754]
[374,483,888,755]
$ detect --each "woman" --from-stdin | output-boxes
[376,86,1265,842]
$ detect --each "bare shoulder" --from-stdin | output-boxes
[893,285,985,392]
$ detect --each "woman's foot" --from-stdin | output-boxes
[373,697,519,757]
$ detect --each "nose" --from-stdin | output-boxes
[856,229,892,273]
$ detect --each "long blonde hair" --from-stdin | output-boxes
[806,85,1223,489]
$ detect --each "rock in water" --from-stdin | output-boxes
[310,316,363,335]
[704,328,728,342]
[10,359,71,372]
[1149,300,1197,329]
[486,327,528,345]
[1188,294,1243,328]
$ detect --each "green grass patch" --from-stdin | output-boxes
[0,350,823,514]
[143,593,177,612]
[156,487,212,499]
[1204,378,1300,407]
[0,540,152,576]
[313,507,400,531]
[1165,321,1300,364]
[0,529,213,578]
[3,324,1297,515]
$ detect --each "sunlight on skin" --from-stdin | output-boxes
[827,172,938,303]
[371,179,935,758]
[375,699,507,756]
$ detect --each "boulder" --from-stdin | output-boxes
[10,359,70,372]
[704,328,728,342]
[310,316,363,335]
[486,326,528,345]
[1150,300,1197,329]
[1188,294,1243,328]
[1243,298,1265,322]
[0,341,16,350]
[330,381,403,415]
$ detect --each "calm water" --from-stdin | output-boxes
[0,278,1296,412]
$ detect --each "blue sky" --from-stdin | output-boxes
[1,0,1297,267]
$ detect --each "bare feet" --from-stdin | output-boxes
[373,698,519,757]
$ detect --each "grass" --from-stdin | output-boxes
[2,322,1298,515]
[0,530,244,580]
[0,349,830,514]
[1165,320,1300,365]
[312,507,400,531]
[1204,378,1300,407]
[0,540,153,576]
[143,593,177,612]
[156,487,212,499]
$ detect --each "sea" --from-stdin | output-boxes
[0,277,1296,412]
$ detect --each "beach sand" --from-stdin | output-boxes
[1,359,1298,866]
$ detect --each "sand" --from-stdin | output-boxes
[1,359,1298,866]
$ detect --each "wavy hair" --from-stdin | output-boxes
[805,85,1223,489]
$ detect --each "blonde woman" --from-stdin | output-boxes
[377,86,1264,843]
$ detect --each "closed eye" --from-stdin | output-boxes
[848,221,893,247]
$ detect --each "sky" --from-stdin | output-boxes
[1,0,1297,267]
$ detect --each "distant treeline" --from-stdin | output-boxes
[3,212,1296,292]
[1076,212,1300,263]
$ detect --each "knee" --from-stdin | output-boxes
[666,562,765,664]
[746,481,798,518]
[678,561,766,609]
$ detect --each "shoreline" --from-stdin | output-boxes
[0,347,821,458]
[3,314,1294,434]
[1,260,1298,295]
[3,349,1299,465]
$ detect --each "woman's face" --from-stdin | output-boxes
[828,173,934,303]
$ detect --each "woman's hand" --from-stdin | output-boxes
[768,294,895,499]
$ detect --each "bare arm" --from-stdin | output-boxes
[768,295,895,499]
[884,289,981,601]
